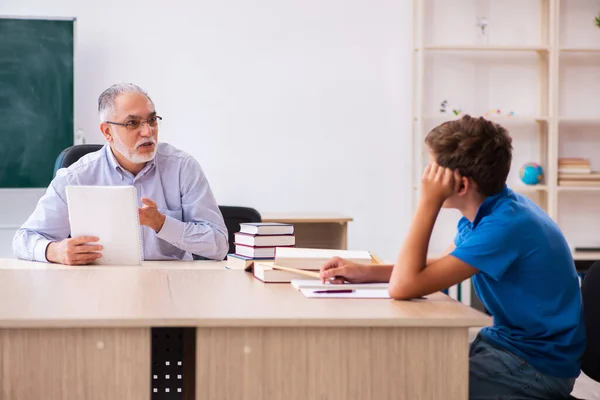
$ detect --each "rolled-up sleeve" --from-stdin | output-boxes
[12,173,71,262]
[155,156,228,260]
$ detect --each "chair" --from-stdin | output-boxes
[54,144,103,176]
[581,262,600,380]
[217,205,261,256]
[565,261,600,400]
[192,206,261,260]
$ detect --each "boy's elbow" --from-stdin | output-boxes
[388,281,419,300]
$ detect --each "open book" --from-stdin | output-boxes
[252,248,380,283]
[66,185,143,265]
[274,247,374,271]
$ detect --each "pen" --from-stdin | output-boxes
[313,289,354,294]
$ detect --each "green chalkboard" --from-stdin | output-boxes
[0,17,74,188]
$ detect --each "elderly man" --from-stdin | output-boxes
[13,83,228,265]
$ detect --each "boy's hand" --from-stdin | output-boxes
[420,163,461,205]
[320,257,371,284]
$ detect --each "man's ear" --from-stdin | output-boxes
[100,123,113,142]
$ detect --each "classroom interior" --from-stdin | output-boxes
[1,0,600,399]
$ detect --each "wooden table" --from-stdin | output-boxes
[0,259,490,400]
[261,213,353,249]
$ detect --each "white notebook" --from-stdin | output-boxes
[291,279,389,290]
[66,185,143,265]
[300,288,391,299]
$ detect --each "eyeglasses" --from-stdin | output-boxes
[106,115,162,131]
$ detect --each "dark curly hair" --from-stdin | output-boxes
[424,115,513,196]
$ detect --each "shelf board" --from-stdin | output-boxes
[513,185,548,193]
[420,45,549,52]
[417,115,549,123]
[560,48,600,53]
[557,186,600,192]
[572,251,600,261]
[559,117,600,124]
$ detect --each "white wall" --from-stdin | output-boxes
[0,0,414,261]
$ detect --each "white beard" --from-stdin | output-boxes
[112,134,157,164]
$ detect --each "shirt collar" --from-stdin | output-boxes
[104,144,122,173]
[472,184,509,227]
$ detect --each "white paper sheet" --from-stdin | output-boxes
[300,288,391,298]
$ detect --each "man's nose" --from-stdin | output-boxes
[139,122,152,137]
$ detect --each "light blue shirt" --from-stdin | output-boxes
[13,143,229,262]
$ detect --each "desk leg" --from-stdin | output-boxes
[0,328,150,400]
[196,327,468,400]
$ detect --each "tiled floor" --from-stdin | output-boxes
[468,328,600,399]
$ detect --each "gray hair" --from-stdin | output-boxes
[98,83,154,122]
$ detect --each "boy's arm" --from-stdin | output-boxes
[427,243,455,265]
[389,164,478,300]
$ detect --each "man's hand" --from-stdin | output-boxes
[46,236,103,265]
[320,257,373,284]
[420,162,461,206]
[139,197,166,232]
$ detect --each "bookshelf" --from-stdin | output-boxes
[412,0,600,255]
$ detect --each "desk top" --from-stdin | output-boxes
[0,258,224,270]
[261,213,353,223]
[0,261,490,329]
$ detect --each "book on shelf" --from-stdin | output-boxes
[558,157,589,163]
[558,172,600,181]
[234,232,296,247]
[558,158,592,174]
[558,168,592,174]
[239,222,294,235]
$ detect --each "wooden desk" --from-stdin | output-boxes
[261,213,353,249]
[0,259,490,400]
[0,258,225,270]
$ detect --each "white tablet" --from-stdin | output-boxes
[66,185,142,265]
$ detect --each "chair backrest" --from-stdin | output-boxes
[54,144,104,176]
[218,206,262,255]
[581,261,600,382]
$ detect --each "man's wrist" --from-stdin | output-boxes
[45,241,57,263]
[154,214,166,233]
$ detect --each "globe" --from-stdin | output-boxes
[520,163,543,185]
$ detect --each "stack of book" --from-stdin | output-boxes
[226,222,295,271]
[558,158,600,187]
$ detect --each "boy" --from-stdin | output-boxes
[321,115,585,399]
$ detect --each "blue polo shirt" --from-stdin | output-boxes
[451,185,585,378]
